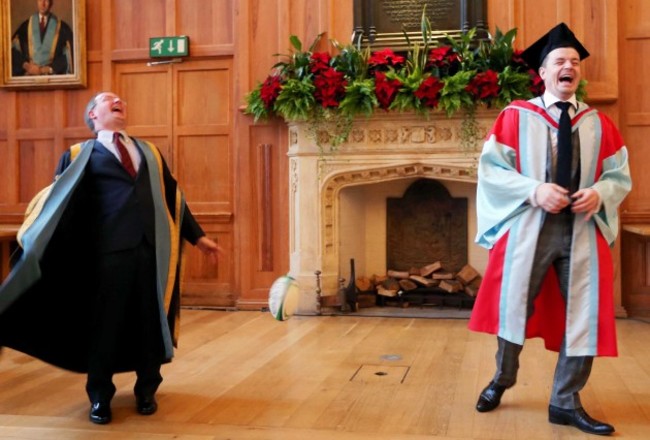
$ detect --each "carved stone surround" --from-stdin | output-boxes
[288,110,497,314]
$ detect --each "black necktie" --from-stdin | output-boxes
[555,101,572,189]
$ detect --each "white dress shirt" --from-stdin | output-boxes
[528,92,602,210]
[96,130,142,172]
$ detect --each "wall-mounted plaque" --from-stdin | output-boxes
[353,0,487,51]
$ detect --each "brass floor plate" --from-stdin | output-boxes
[350,364,410,384]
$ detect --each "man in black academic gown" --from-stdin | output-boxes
[0,91,220,424]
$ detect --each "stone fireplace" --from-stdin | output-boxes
[288,110,498,314]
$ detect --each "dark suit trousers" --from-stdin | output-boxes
[86,240,164,403]
[492,212,593,409]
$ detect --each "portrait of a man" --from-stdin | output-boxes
[10,0,74,76]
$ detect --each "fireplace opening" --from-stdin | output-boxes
[338,177,485,313]
[387,178,467,273]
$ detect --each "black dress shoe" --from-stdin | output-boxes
[549,405,615,436]
[136,395,158,415]
[89,401,111,424]
[476,381,508,412]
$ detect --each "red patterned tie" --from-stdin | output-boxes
[39,16,46,36]
[113,132,137,178]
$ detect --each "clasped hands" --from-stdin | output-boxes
[22,61,53,75]
[535,183,600,221]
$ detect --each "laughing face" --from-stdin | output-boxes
[89,92,127,131]
[539,47,582,101]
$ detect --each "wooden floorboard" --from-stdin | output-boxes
[1,310,649,439]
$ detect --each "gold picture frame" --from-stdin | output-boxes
[1,0,86,89]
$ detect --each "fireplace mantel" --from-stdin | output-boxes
[287,109,499,314]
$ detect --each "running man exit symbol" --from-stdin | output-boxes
[149,36,189,58]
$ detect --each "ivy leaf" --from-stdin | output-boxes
[274,78,316,121]
[243,87,269,122]
[338,78,378,117]
[439,70,474,117]
[496,66,533,108]
[390,71,425,113]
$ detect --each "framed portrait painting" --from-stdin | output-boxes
[1,0,86,89]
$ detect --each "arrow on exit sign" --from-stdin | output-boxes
[149,36,189,58]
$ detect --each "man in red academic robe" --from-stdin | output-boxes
[469,23,631,436]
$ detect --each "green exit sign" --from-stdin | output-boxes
[149,36,189,58]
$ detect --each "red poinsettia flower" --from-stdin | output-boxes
[528,69,545,96]
[511,49,525,66]
[313,67,347,108]
[428,46,459,68]
[260,75,283,108]
[374,71,402,109]
[368,49,405,68]
[310,52,332,74]
[466,70,500,100]
[414,76,444,108]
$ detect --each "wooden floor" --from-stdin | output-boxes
[0,310,649,439]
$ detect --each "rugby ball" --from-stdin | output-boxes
[268,275,300,321]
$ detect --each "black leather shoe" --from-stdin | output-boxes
[476,381,508,412]
[136,395,158,415]
[89,401,111,424]
[549,405,615,436]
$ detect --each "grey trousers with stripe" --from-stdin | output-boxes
[492,212,593,409]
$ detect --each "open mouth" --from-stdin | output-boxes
[559,74,574,84]
[111,104,123,114]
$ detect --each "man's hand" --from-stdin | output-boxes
[571,188,601,221]
[22,61,41,75]
[534,183,571,213]
[196,236,222,264]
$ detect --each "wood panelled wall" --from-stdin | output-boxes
[1,0,648,314]
[619,0,650,316]
[0,0,237,307]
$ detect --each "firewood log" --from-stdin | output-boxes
[382,277,401,291]
[431,271,454,280]
[386,270,410,279]
[408,275,438,287]
[419,261,443,277]
[398,279,418,291]
[377,285,398,297]
[355,276,373,292]
[464,276,482,297]
[456,264,480,285]
[440,279,463,293]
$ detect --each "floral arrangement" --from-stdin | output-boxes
[244,14,586,150]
